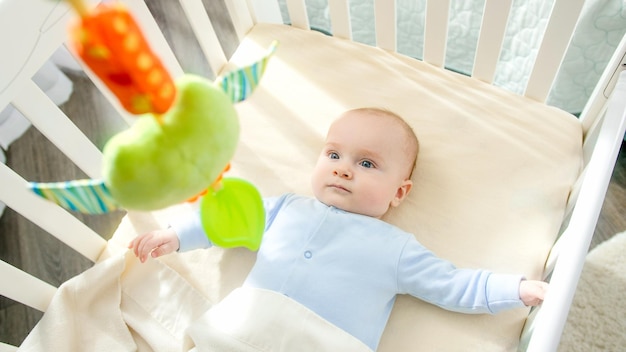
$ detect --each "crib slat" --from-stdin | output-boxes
[472,0,513,83]
[222,0,255,40]
[0,341,18,352]
[579,34,626,137]
[0,260,57,312]
[523,0,585,102]
[285,0,310,30]
[374,0,396,51]
[12,80,103,179]
[0,163,107,262]
[65,42,135,126]
[123,0,185,79]
[328,0,351,40]
[246,0,283,25]
[179,0,228,75]
[0,0,73,110]
[66,0,186,125]
[423,0,450,67]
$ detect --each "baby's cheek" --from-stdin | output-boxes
[359,189,391,217]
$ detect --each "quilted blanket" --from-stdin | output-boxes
[278,0,626,114]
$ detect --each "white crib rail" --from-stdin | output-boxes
[0,162,106,261]
[471,0,513,83]
[520,34,626,350]
[223,0,255,41]
[0,342,18,352]
[244,0,282,27]
[423,0,449,68]
[328,0,351,40]
[374,0,396,52]
[12,80,103,178]
[285,0,309,30]
[178,0,228,73]
[0,260,57,313]
[580,36,626,138]
[0,0,74,109]
[523,71,626,352]
[524,0,585,102]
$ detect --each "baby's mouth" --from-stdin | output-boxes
[329,184,350,193]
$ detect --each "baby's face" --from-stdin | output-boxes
[311,111,413,218]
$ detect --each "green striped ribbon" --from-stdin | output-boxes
[29,179,120,214]
[217,41,278,102]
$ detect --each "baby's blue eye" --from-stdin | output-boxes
[360,160,374,168]
[329,152,339,159]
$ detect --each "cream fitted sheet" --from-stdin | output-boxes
[24,23,583,351]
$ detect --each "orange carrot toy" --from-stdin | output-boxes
[67,0,175,115]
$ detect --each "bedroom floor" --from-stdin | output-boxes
[1,0,625,347]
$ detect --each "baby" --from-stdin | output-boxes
[130,107,548,350]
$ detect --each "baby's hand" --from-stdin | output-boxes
[128,228,180,263]
[519,280,548,306]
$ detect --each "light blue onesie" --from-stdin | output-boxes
[173,193,526,350]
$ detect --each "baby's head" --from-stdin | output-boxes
[311,107,419,218]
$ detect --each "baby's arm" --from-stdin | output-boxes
[128,228,180,263]
[128,210,211,262]
[519,280,548,306]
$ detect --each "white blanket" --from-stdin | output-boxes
[18,244,371,352]
[186,288,372,352]
[18,248,210,351]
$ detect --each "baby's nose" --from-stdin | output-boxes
[333,168,352,179]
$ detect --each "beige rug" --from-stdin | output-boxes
[558,231,626,351]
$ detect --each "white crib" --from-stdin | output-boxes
[1,0,625,351]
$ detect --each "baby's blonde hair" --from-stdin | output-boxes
[349,107,419,178]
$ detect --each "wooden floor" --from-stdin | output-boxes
[1,0,626,347]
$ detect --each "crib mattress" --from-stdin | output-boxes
[22,23,582,351]
[224,24,582,350]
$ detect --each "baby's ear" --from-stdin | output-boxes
[391,179,413,207]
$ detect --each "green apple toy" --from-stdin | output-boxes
[102,74,240,211]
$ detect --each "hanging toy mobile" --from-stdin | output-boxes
[29,0,276,250]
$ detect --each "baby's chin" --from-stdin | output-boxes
[315,196,386,219]
[316,195,351,213]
